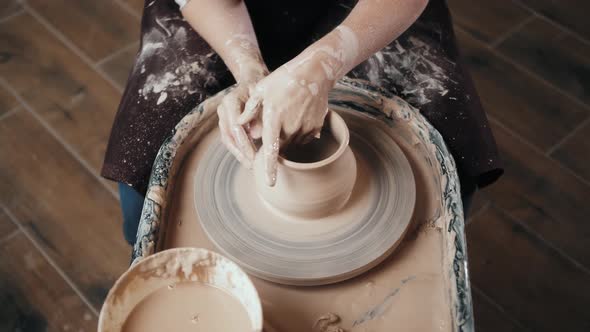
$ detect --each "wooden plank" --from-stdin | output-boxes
[0,110,129,310]
[467,207,590,331]
[498,18,590,105]
[0,231,97,331]
[0,13,121,172]
[99,45,139,88]
[125,0,145,16]
[484,119,590,269]
[456,30,588,150]
[0,85,18,117]
[26,0,140,61]
[551,120,590,183]
[0,210,17,241]
[471,290,524,332]
[0,0,21,20]
[448,0,531,43]
[519,0,590,41]
[466,191,489,221]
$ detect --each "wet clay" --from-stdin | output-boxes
[162,110,453,331]
[234,143,373,241]
[196,110,414,285]
[281,130,339,163]
[251,110,359,222]
[123,282,251,332]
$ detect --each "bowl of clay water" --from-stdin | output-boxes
[98,248,263,332]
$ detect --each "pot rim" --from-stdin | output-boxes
[278,110,350,170]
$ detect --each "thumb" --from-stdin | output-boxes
[238,94,262,125]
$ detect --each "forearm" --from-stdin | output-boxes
[338,0,428,70]
[286,0,428,84]
[181,0,267,83]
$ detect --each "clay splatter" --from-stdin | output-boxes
[352,275,417,327]
[136,17,220,106]
[313,313,345,332]
[350,36,456,106]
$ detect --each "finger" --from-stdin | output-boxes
[217,104,229,135]
[312,107,329,133]
[222,134,253,169]
[232,124,256,162]
[291,132,303,146]
[313,128,322,139]
[226,96,256,162]
[238,93,262,125]
[291,127,317,145]
[262,107,281,187]
[291,129,307,146]
[301,131,319,145]
[293,121,319,144]
[218,111,236,154]
[248,118,263,140]
[219,106,253,169]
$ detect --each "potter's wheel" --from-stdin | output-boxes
[133,81,472,330]
[194,113,416,286]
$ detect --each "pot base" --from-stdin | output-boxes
[194,112,416,285]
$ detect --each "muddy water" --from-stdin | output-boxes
[123,282,252,332]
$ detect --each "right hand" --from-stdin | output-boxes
[237,63,333,186]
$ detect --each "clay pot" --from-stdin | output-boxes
[254,111,357,219]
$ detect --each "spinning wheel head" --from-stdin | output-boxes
[195,110,416,286]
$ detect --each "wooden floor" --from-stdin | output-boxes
[0,0,588,331]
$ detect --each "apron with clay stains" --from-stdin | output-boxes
[101,0,503,195]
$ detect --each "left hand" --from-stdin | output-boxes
[217,59,268,169]
[217,84,257,169]
[238,64,333,186]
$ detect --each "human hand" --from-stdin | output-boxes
[217,60,268,169]
[237,26,359,186]
[237,63,333,186]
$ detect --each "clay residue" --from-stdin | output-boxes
[163,120,453,331]
[313,313,345,332]
[136,248,218,282]
[136,17,221,105]
[350,36,456,106]
[352,275,416,327]
[149,84,466,331]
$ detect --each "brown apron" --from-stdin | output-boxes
[101,0,502,195]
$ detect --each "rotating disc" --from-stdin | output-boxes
[195,114,415,285]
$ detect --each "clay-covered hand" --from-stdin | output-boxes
[181,0,270,169]
[237,25,361,186]
[237,65,333,186]
[217,60,268,169]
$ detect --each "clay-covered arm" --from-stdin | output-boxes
[310,0,428,80]
[181,0,269,168]
[239,0,428,186]
[180,0,267,84]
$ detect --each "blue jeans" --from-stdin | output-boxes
[118,182,476,245]
[118,183,145,245]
